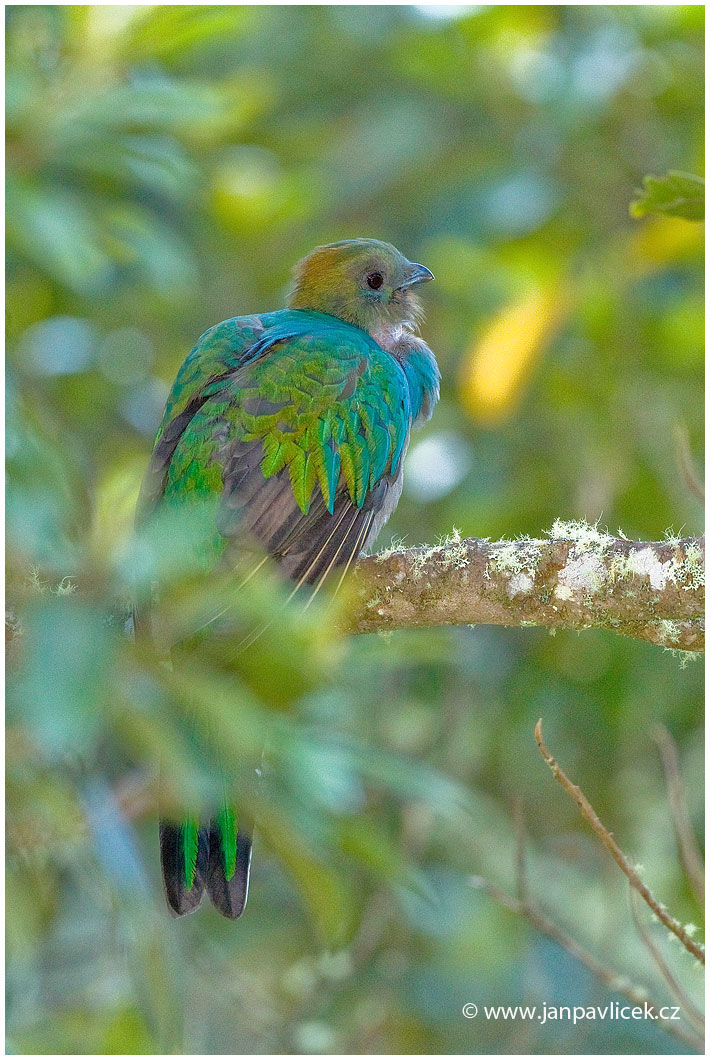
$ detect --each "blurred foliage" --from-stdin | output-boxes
[6,4,704,1055]
[630,170,705,222]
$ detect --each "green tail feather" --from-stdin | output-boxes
[182,818,200,889]
[207,801,252,920]
[160,818,209,916]
[215,805,238,881]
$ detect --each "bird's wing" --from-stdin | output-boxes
[136,313,268,524]
[153,315,412,588]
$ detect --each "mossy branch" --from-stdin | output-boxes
[351,524,704,652]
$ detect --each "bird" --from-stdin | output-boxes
[135,238,439,919]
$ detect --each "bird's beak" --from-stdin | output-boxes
[399,263,434,288]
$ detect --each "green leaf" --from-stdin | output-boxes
[258,813,357,946]
[630,171,704,221]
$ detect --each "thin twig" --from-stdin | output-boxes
[673,422,704,503]
[629,888,705,1038]
[113,768,158,822]
[652,724,705,909]
[511,797,528,904]
[470,876,703,1053]
[349,891,392,970]
[534,719,705,965]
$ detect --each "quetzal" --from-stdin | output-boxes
[135,238,439,919]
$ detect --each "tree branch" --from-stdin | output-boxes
[534,719,705,965]
[352,528,704,651]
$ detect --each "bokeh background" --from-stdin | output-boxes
[6,4,704,1054]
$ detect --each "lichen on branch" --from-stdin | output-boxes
[351,522,704,652]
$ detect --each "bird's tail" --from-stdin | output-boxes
[160,804,252,919]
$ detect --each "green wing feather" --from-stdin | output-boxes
[158,315,266,439]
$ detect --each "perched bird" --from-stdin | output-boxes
[136,238,439,919]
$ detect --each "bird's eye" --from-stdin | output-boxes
[366,272,384,290]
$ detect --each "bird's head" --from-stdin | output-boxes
[288,238,434,337]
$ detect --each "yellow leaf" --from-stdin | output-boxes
[92,457,144,555]
[629,214,704,270]
[459,285,567,425]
